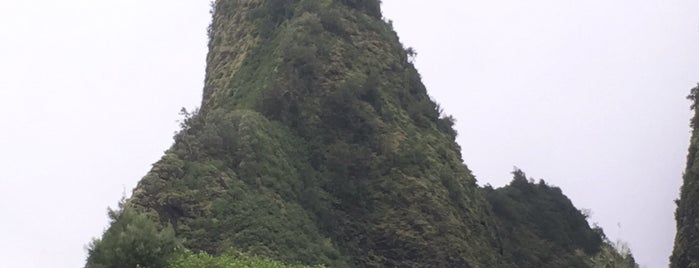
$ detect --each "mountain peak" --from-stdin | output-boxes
[86,1,638,267]
[202,0,382,108]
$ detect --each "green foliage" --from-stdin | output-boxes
[687,83,699,127]
[589,241,639,268]
[167,251,324,268]
[92,1,637,267]
[484,169,606,267]
[687,83,699,110]
[337,0,382,18]
[128,0,502,265]
[85,200,179,268]
[251,0,294,38]
[672,83,699,268]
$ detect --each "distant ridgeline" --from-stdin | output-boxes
[672,84,699,268]
[85,0,638,267]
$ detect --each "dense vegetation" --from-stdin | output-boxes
[86,200,179,268]
[485,170,637,268]
[86,201,320,268]
[671,84,699,268]
[127,0,503,266]
[86,0,637,267]
[168,251,324,268]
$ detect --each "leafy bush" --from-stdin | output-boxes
[85,201,179,268]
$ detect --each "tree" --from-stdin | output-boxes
[85,200,179,268]
[687,83,699,110]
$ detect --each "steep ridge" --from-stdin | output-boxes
[86,1,637,267]
[485,170,638,268]
[130,0,502,266]
[672,84,699,268]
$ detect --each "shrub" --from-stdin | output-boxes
[85,201,179,268]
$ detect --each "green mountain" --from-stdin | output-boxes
[86,1,637,267]
[671,84,699,268]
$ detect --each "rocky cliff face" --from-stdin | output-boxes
[87,1,636,267]
[672,84,699,268]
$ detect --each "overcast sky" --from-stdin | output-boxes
[0,1,696,267]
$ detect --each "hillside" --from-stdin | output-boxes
[85,1,636,267]
[671,84,699,268]
[485,170,637,268]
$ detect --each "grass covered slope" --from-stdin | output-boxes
[672,84,699,268]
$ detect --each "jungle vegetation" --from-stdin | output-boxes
[671,84,699,268]
[86,0,638,267]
